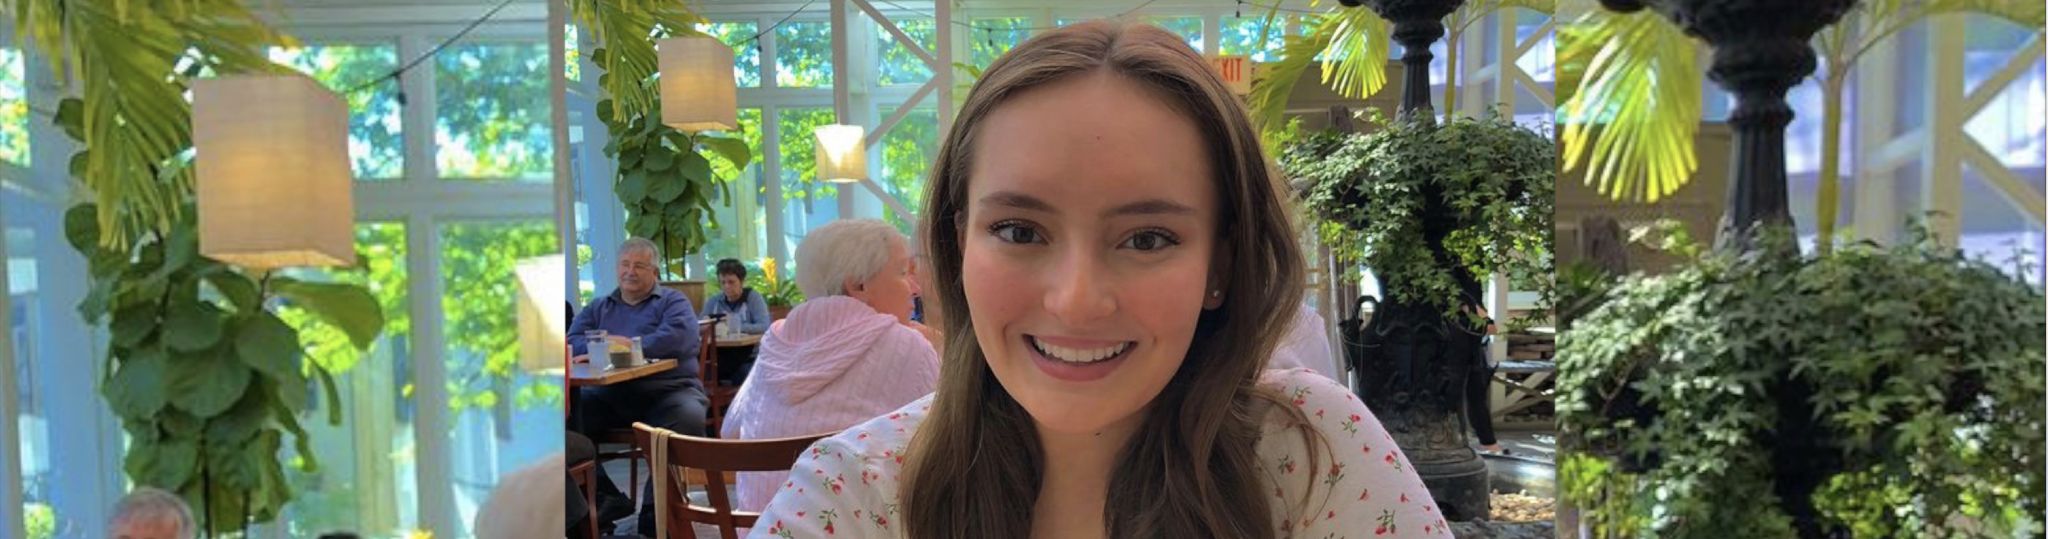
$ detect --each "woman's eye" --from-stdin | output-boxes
[990,221,1045,244]
[1119,230,1180,252]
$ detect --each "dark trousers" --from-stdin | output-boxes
[569,376,708,535]
[1465,343,1498,446]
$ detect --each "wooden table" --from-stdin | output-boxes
[715,334,761,348]
[567,358,677,388]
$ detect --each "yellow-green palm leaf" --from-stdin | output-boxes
[567,0,705,124]
[1248,6,1389,131]
[1559,8,1700,203]
[13,0,291,248]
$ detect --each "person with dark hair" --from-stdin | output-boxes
[701,258,771,335]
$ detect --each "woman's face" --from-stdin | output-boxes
[962,70,1218,436]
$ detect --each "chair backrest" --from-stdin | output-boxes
[696,321,718,385]
[632,423,833,539]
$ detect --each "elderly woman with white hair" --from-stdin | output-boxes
[109,487,195,539]
[721,218,942,512]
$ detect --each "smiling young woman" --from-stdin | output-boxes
[750,20,1443,539]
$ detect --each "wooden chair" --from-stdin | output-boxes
[695,321,739,435]
[568,459,600,539]
[632,423,831,539]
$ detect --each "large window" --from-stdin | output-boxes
[0,48,26,167]
[271,44,405,180]
[776,21,833,88]
[878,18,936,86]
[435,41,553,182]
[878,107,937,236]
[699,21,763,88]
[968,17,1032,71]
[438,220,562,529]
[1219,15,1288,61]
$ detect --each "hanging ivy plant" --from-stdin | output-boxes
[1280,108,1555,315]
[1557,229,2046,538]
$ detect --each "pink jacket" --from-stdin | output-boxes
[721,296,940,512]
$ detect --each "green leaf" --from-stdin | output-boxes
[698,136,752,172]
[647,170,686,203]
[677,151,711,184]
[234,311,306,388]
[203,387,269,447]
[1558,8,1702,203]
[271,279,383,351]
[63,203,101,253]
[103,346,170,418]
[644,146,675,171]
[313,365,342,426]
[617,169,650,202]
[205,270,261,313]
[162,295,227,352]
[53,98,83,141]
[124,437,198,490]
[168,352,252,418]
[1321,8,1393,101]
[110,303,157,348]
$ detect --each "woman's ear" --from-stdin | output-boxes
[1203,242,1233,310]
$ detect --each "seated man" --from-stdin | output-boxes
[110,487,194,539]
[701,258,772,335]
[567,237,704,535]
[722,219,941,512]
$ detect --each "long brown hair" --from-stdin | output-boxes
[903,20,1316,538]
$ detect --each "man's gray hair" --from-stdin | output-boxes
[110,487,195,539]
[796,219,907,300]
[620,237,661,260]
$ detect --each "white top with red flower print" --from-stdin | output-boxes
[748,368,1448,538]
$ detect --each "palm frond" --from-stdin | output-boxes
[1320,8,1391,101]
[569,0,707,124]
[1248,14,1336,131]
[1559,8,1701,203]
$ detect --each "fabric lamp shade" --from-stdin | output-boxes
[514,256,567,373]
[192,73,355,269]
[814,124,866,183]
[659,36,738,132]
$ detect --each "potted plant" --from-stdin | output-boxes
[745,257,804,321]
[1281,107,1555,519]
[24,1,387,534]
[571,1,753,293]
[1554,2,2047,537]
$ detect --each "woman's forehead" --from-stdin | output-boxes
[965,72,1214,216]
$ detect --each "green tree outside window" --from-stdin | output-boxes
[1147,16,1203,53]
[775,22,833,88]
[878,18,936,86]
[879,107,937,236]
[271,44,404,180]
[439,221,562,413]
[777,107,838,204]
[967,18,1031,71]
[0,48,27,167]
[435,42,553,182]
[701,107,765,264]
[1219,16,1289,61]
[699,21,762,88]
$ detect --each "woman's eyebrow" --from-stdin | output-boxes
[975,191,1195,218]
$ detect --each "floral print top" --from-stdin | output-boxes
[748,368,1448,538]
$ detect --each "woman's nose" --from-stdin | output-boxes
[1043,249,1115,325]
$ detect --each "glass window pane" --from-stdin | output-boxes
[565,24,580,82]
[1219,15,1287,62]
[275,223,417,536]
[776,107,839,254]
[878,18,936,86]
[0,47,26,167]
[775,21,833,88]
[271,44,405,180]
[878,107,938,237]
[699,21,763,88]
[702,107,765,265]
[968,18,1032,71]
[438,220,563,535]
[1148,16,1204,53]
[435,42,553,182]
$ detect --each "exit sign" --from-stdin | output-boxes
[1210,55,1251,95]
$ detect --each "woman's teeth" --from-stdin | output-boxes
[1031,337,1131,364]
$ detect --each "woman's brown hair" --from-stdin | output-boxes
[903,20,1317,538]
